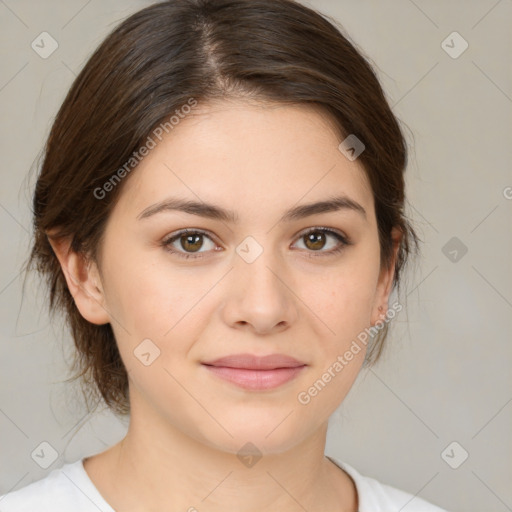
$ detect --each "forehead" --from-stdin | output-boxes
[115,99,374,221]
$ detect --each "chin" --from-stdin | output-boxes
[192,413,318,458]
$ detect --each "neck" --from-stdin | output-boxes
[84,395,358,512]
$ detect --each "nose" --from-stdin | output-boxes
[220,246,299,335]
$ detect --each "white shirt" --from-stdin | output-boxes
[0,455,448,511]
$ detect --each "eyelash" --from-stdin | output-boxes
[161,227,351,260]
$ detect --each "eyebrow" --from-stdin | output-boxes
[137,195,367,223]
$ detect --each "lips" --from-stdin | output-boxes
[201,353,306,370]
[201,353,307,391]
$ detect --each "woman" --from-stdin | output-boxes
[0,0,448,510]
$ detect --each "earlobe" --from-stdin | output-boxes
[46,232,110,325]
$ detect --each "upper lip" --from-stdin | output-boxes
[202,353,306,370]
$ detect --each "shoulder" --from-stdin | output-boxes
[327,456,449,512]
[0,459,113,512]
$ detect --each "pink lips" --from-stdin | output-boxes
[201,353,306,391]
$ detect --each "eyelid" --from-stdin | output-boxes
[294,225,349,242]
[161,228,220,257]
[162,227,219,244]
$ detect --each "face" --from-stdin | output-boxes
[57,99,397,455]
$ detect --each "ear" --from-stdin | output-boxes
[46,231,110,325]
[370,227,402,326]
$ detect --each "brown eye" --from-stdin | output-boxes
[303,231,327,251]
[162,229,217,259]
[179,233,204,252]
[292,227,350,256]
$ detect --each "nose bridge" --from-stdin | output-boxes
[222,235,298,332]
[235,235,285,298]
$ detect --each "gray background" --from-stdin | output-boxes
[1,1,511,511]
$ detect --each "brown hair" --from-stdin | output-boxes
[27,0,419,417]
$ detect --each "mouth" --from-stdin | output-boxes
[201,353,307,391]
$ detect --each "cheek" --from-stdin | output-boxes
[104,265,166,328]
[308,249,381,339]
[101,247,218,360]
[97,241,177,344]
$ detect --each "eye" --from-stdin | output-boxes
[162,229,219,259]
[291,227,350,257]
[161,226,351,260]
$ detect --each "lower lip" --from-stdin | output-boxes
[202,365,306,390]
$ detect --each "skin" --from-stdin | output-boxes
[49,98,400,512]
